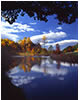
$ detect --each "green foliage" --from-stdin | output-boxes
[48,45,53,51]
[63,43,78,53]
[40,48,48,55]
[73,43,78,50]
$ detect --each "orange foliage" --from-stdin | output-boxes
[26,37,32,43]
[31,48,35,54]
[28,44,31,47]
[1,38,18,49]
[27,48,31,52]
[32,57,35,61]
[22,64,27,72]
[1,41,6,46]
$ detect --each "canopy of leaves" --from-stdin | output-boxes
[1,38,18,49]
[26,37,32,43]
[1,1,78,24]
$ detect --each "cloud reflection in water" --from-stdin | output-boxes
[7,56,77,87]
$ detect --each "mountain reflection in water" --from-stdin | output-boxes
[3,56,78,100]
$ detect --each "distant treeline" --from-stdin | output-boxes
[1,38,78,56]
[63,44,78,53]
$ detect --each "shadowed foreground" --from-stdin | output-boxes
[1,49,27,100]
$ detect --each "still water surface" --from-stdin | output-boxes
[6,56,78,100]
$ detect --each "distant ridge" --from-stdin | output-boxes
[63,43,78,53]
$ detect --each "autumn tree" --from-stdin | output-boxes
[27,48,31,52]
[36,48,41,53]
[42,35,47,48]
[31,48,35,55]
[21,64,27,72]
[1,41,6,46]
[74,48,78,52]
[19,37,27,51]
[1,38,18,49]
[56,44,61,54]
[26,37,32,44]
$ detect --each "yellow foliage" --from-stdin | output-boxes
[1,41,6,46]
[24,37,27,40]
[22,64,27,72]
[1,38,17,49]
[32,57,35,61]
[8,41,14,45]
[28,44,31,47]
[74,48,78,52]
[31,48,35,54]
[42,35,46,40]
[5,38,9,42]
[26,37,32,43]
[20,40,26,49]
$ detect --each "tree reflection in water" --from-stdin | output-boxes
[18,56,42,72]
[56,61,61,69]
[3,56,78,100]
[7,56,78,74]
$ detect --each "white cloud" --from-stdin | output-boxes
[31,30,67,44]
[56,26,62,30]
[1,21,35,41]
[1,21,35,32]
[7,59,68,86]
[31,65,68,76]
[46,39,78,50]
[9,75,36,87]
[60,62,78,67]
[1,33,19,42]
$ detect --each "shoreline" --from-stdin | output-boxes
[14,52,78,64]
[50,53,78,64]
[1,46,78,64]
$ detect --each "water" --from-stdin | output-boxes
[2,56,78,100]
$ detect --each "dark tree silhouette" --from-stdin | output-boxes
[48,45,53,51]
[1,1,78,24]
[56,44,61,54]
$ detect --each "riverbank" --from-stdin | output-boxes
[50,52,78,63]
[1,46,78,64]
[17,52,49,56]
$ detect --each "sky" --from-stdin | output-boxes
[1,13,78,50]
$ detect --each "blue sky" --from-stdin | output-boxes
[1,13,78,50]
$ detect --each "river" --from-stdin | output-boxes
[2,56,78,100]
